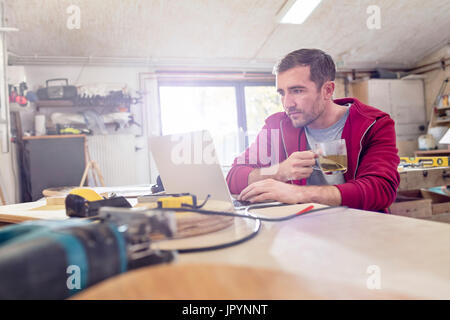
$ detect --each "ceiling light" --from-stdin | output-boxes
[278,0,322,24]
[0,27,19,32]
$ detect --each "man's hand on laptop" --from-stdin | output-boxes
[238,179,343,206]
[238,179,303,204]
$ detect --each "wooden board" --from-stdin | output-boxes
[136,200,235,238]
[42,187,79,197]
[72,264,319,300]
[0,197,236,239]
[389,198,432,218]
[42,185,152,198]
[0,200,65,223]
[72,263,410,300]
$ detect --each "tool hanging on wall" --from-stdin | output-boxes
[74,90,142,109]
[8,82,28,107]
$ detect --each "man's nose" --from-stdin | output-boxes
[283,93,296,109]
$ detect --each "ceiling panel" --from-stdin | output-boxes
[5,0,284,58]
[257,0,450,68]
[4,0,450,69]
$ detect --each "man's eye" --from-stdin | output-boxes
[293,89,303,94]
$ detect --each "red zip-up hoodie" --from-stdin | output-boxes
[226,98,400,212]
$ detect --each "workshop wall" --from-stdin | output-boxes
[22,65,152,186]
[334,78,348,99]
[0,144,20,204]
[417,44,450,123]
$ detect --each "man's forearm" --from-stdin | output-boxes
[297,185,342,206]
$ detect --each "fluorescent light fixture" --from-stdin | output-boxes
[278,0,322,24]
[0,27,19,32]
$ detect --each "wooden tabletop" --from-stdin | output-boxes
[1,201,450,299]
[75,205,450,299]
[74,263,408,300]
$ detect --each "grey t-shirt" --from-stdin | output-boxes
[305,105,350,186]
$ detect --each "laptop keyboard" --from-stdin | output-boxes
[233,199,253,207]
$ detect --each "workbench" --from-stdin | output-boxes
[414,149,450,157]
[0,199,449,299]
[398,166,450,191]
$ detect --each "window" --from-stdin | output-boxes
[159,85,239,166]
[244,85,283,144]
[157,79,282,168]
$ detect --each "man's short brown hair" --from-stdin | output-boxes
[273,48,336,90]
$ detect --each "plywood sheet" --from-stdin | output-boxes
[73,263,410,300]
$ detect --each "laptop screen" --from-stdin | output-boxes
[149,130,234,204]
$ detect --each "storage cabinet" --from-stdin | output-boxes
[351,79,427,141]
[19,135,86,202]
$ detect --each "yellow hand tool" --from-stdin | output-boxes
[400,157,450,168]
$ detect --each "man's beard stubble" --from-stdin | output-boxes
[287,101,322,128]
[290,112,320,128]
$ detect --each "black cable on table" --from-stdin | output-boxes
[154,205,345,222]
[152,205,346,253]
[177,217,261,254]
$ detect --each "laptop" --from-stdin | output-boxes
[149,130,279,210]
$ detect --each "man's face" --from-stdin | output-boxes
[276,66,324,128]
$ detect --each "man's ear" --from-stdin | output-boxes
[321,81,335,100]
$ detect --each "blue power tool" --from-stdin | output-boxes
[0,207,177,299]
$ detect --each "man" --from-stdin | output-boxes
[226,48,400,212]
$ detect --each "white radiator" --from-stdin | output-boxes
[86,134,137,186]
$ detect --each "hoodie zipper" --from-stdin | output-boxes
[280,119,294,184]
[354,120,376,179]
[280,119,289,159]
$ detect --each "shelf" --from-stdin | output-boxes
[435,118,450,124]
[415,149,450,157]
[35,100,75,108]
[430,77,450,128]
[21,134,86,141]
[35,100,124,108]
[35,100,130,113]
